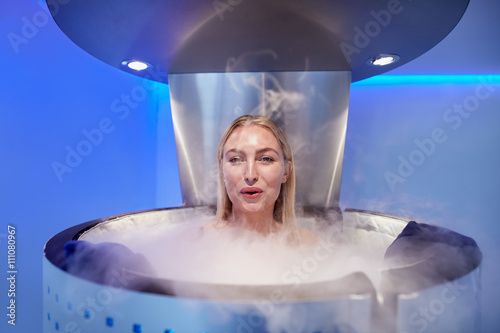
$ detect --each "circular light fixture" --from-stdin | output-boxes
[121,59,151,71]
[367,54,400,66]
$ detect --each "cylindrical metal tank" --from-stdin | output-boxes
[43,208,481,332]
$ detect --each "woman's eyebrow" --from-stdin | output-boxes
[225,148,279,156]
[224,148,243,156]
[256,147,279,155]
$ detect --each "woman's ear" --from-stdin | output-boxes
[282,161,292,183]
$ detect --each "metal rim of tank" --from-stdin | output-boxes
[44,207,482,301]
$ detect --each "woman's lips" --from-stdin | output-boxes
[241,187,263,199]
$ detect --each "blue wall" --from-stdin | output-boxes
[1,1,499,332]
[1,2,181,332]
[344,75,500,332]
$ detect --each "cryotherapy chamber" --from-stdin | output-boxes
[43,1,481,332]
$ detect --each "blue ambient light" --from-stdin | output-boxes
[353,75,500,86]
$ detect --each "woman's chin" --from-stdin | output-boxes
[240,206,265,214]
[234,203,271,216]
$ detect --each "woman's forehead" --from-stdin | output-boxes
[224,125,281,153]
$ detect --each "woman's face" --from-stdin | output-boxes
[222,125,290,218]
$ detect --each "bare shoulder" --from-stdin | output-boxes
[299,228,320,245]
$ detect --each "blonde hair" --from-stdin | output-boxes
[215,115,299,238]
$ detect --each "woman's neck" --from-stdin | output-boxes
[227,209,280,235]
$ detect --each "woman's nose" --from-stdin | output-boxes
[244,161,258,183]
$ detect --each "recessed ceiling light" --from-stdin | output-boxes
[367,54,400,66]
[121,59,151,71]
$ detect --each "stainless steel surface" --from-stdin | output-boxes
[47,0,470,82]
[397,268,481,333]
[43,256,374,332]
[44,208,482,332]
[168,71,351,208]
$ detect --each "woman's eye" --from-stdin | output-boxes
[229,157,242,163]
[261,157,273,162]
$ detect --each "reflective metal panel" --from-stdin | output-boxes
[47,0,470,82]
[44,208,482,333]
[168,71,351,209]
